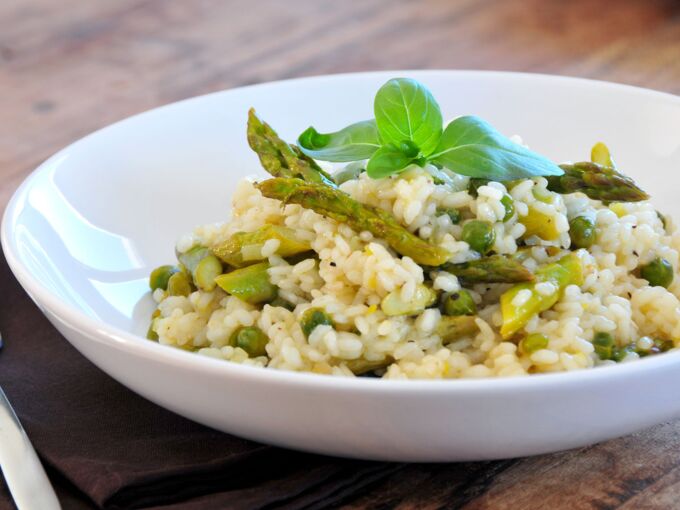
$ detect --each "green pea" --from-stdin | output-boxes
[467,178,489,198]
[592,331,615,360]
[461,220,495,254]
[501,195,515,222]
[520,333,549,354]
[437,207,461,225]
[300,307,334,338]
[166,271,192,296]
[194,255,222,291]
[229,326,269,357]
[640,257,674,288]
[440,289,476,316]
[569,216,596,249]
[149,265,179,291]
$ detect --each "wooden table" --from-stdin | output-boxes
[2,0,680,508]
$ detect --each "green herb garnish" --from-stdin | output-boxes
[373,78,443,157]
[428,116,563,181]
[298,120,381,162]
[297,77,564,182]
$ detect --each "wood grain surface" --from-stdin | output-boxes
[2,0,680,508]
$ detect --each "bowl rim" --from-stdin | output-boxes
[3,69,680,394]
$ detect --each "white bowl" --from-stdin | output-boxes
[4,71,680,462]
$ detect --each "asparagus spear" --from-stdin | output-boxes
[178,245,211,273]
[212,224,311,267]
[500,252,583,339]
[440,255,534,284]
[214,262,277,304]
[177,245,223,291]
[247,109,335,186]
[547,162,649,202]
[256,177,452,266]
[520,206,560,241]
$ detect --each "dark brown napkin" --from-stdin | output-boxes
[0,250,401,509]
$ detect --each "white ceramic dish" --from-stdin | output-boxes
[3,71,680,462]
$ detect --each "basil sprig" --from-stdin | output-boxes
[297,78,563,181]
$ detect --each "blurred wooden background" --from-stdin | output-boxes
[2,0,680,508]
[2,0,680,210]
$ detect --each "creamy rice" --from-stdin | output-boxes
[149,161,679,379]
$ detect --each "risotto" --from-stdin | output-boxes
[146,78,679,379]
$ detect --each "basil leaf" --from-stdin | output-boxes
[366,143,418,179]
[297,120,381,162]
[429,116,564,181]
[374,78,443,156]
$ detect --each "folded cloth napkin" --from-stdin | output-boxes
[0,251,400,509]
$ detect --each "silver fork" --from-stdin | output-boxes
[0,333,61,509]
